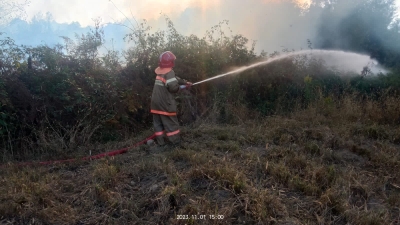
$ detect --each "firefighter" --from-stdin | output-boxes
[150,51,192,147]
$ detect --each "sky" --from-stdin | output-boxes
[1,0,400,55]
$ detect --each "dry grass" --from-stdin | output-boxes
[1,98,400,224]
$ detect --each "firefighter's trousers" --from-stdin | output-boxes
[153,114,180,145]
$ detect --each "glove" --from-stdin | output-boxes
[180,82,193,90]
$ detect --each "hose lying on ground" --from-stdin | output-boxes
[1,134,156,168]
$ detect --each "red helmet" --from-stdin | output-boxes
[158,51,176,68]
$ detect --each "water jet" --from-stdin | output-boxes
[192,50,387,86]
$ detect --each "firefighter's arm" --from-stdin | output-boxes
[166,73,192,93]
[165,73,180,93]
[176,76,192,89]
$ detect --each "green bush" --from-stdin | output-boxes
[1,15,400,161]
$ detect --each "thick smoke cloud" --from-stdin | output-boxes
[313,0,400,68]
[142,0,322,53]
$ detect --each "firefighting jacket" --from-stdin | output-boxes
[150,70,186,116]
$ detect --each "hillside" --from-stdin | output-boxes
[1,104,399,225]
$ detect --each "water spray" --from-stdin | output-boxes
[191,49,386,86]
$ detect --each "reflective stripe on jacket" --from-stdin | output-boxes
[150,70,186,116]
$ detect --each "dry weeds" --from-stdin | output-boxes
[1,100,400,224]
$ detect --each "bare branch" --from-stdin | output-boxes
[0,0,30,25]
[108,0,138,31]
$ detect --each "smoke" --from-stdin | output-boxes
[19,0,221,27]
[3,0,400,69]
[262,0,313,9]
[120,0,221,21]
[312,0,400,69]
[142,0,323,53]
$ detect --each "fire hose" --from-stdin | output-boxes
[0,134,156,168]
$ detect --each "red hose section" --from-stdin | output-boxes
[1,134,156,168]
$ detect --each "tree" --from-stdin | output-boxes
[0,34,25,74]
[61,19,104,71]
